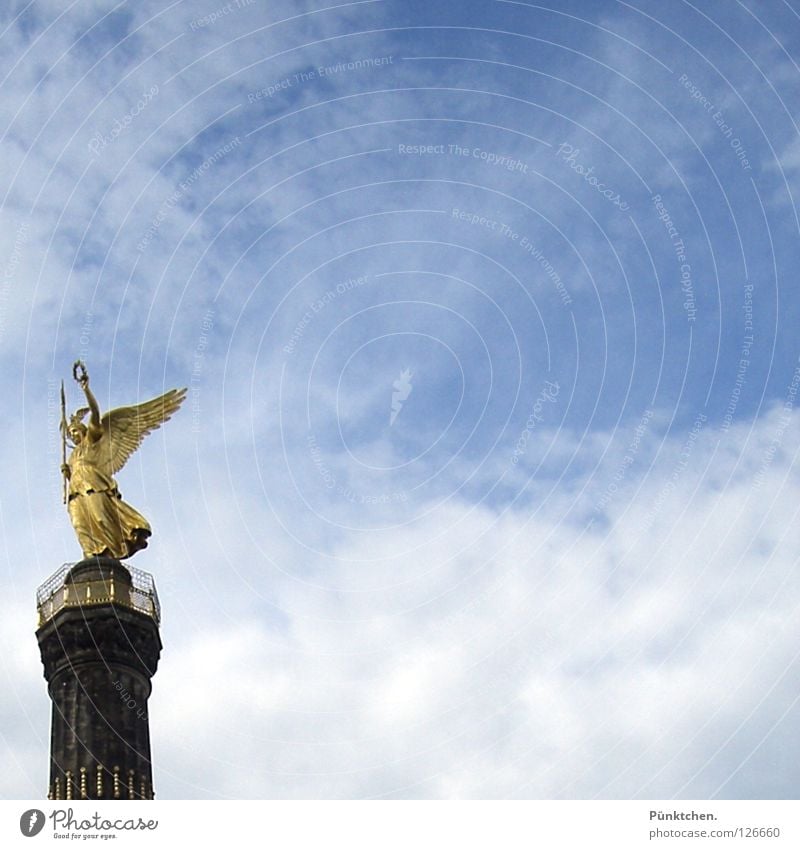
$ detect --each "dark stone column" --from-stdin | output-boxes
[36,557,162,800]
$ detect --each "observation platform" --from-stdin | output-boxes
[36,557,160,628]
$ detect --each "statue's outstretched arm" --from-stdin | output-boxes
[76,367,102,440]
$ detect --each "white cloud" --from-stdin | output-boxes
[134,410,800,797]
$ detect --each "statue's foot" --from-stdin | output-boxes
[128,530,151,556]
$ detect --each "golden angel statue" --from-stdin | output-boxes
[60,362,186,560]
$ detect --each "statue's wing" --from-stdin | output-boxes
[100,388,187,475]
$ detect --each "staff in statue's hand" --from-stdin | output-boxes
[59,380,68,504]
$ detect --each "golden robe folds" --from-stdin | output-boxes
[66,437,151,559]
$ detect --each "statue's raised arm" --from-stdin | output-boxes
[62,361,187,560]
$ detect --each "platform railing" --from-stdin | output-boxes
[36,562,160,627]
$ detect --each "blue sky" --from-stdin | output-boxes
[1,0,800,799]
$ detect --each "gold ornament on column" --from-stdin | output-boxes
[60,361,186,559]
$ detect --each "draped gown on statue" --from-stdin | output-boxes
[66,435,151,559]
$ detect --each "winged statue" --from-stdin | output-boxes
[60,361,186,560]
